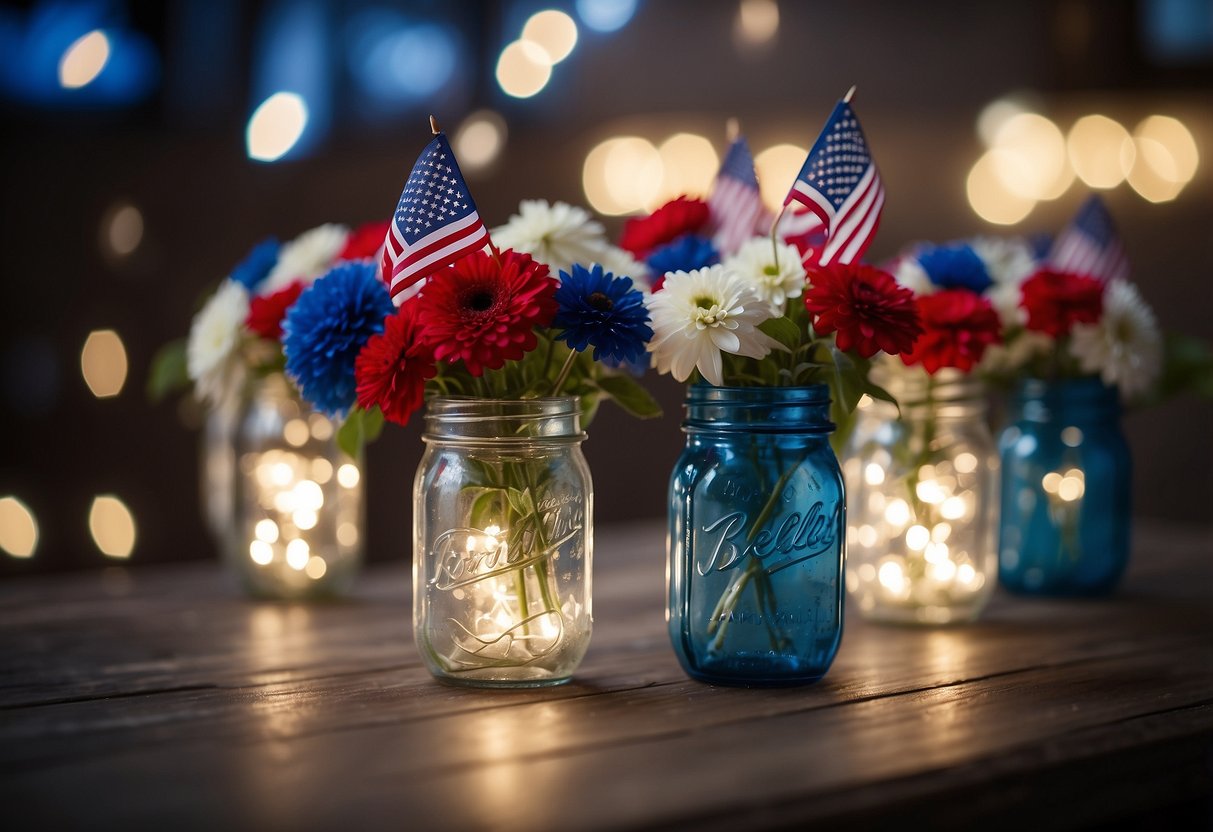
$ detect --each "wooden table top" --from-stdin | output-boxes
[3,519,1211,830]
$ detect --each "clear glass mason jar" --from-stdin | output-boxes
[998,377,1131,595]
[227,373,363,600]
[201,394,240,540]
[843,368,999,625]
[414,397,593,688]
[668,385,845,686]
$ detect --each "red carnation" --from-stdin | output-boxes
[338,220,391,262]
[1020,269,1104,338]
[354,304,436,426]
[619,196,710,258]
[900,290,1001,374]
[245,281,305,340]
[804,263,921,358]
[415,249,558,376]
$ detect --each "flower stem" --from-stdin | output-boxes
[548,349,579,397]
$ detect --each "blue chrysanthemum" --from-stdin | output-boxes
[230,238,281,291]
[646,234,718,277]
[917,243,993,294]
[283,261,394,417]
[553,264,653,364]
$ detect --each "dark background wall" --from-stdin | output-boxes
[1,0,1210,574]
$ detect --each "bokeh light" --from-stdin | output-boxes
[576,0,637,32]
[101,201,143,258]
[1126,137,1185,203]
[967,149,1036,225]
[58,30,109,89]
[523,10,579,64]
[0,496,38,558]
[496,40,553,98]
[1067,114,1132,189]
[89,495,136,559]
[735,0,780,47]
[992,113,1073,200]
[246,92,309,162]
[753,143,806,211]
[583,136,663,216]
[80,329,128,399]
[454,110,508,172]
[977,97,1029,147]
[1135,115,1199,183]
[654,133,718,206]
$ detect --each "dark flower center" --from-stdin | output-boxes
[588,291,614,312]
[465,290,495,312]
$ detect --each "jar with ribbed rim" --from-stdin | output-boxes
[843,367,999,625]
[414,397,592,687]
[998,377,1131,595]
[668,384,845,687]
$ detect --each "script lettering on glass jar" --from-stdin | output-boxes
[695,499,841,576]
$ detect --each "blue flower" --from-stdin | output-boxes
[230,238,280,291]
[646,234,718,277]
[553,264,653,364]
[917,243,993,294]
[283,261,394,417]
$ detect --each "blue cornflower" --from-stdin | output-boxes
[646,234,718,278]
[283,261,394,417]
[229,238,281,291]
[553,264,653,364]
[917,243,993,294]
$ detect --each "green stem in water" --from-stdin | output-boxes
[548,348,579,397]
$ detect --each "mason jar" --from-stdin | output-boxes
[998,377,1131,595]
[668,385,845,686]
[843,368,999,625]
[228,373,363,599]
[414,397,593,688]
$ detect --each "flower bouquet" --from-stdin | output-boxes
[281,126,659,686]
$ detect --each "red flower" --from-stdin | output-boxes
[804,263,921,358]
[415,249,558,376]
[245,281,304,340]
[338,220,391,262]
[354,304,436,426]
[619,196,710,258]
[900,290,1001,374]
[1020,269,1104,337]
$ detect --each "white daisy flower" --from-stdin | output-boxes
[593,245,651,292]
[187,279,249,407]
[645,265,781,386]
[979,330,1054,375]
[1069,278,1162,399]
[492,200,612,275]
[259,223,350,296]
[722,237,806,314]
[970,236,1037,327]
[891,256,935,297]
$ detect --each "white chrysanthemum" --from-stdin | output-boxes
[593,245,650,292]
[970,236,1037,327]
[259,223,349,296]
[492,200,611,275]
[645,265,781,386]
[187,279,249,407]
[979,330,1054,375]
[892,257,934,297]
[1069,279,1162,399]
[722,237,806,314]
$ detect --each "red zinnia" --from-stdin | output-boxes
[338,220,391,262]
[900,290,1001,374]
[1020,268,1104,337]
[354,304,436,426]
[619,196,710,258]
[245,281,305,340]
[415,249,558,376]
[804,263,921,358]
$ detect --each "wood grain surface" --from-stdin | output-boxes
[2,520,1211,830]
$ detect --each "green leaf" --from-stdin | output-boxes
[758,316,801,351]
[336,406,384,459]
[147,339,190,402]
[596,373,663,419]
[505,486,535,518]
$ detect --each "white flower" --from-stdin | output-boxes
[187,279,249,407]
[891,256,934,297]
[979,330,1054,375]
[645,265,781,386]
[1069,279,1162,399]
[722,237,806,314]
[593,245,651,292]
[259,223,349,296]
[970,236,1037,327]
[492,200,612,275]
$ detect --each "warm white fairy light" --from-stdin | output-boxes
[286,539,310,570]
[864,463,886,486]
[884,499,910,528]
[906,525,930,550]
[250,540,274,565]
[337,464,360,488]
[255,519,279,543]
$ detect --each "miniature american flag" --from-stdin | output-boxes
[1049,195,1130,283]
[381,132,490,303]
[784,99,884,266]
[708,136,771,256]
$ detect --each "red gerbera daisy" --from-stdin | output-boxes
[804,263,922,358]
[415,249,558,376]
[354,304,436,426]
[619,196,710,258]
[245,280,304,340]
[338,220,391,262]
[1020,268,1104,338]
[900,290,1001,374]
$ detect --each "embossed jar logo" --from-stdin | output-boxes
[695,485,840,577]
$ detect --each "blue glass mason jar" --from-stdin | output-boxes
[998,377,1131,595]
[668,385,845,686]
